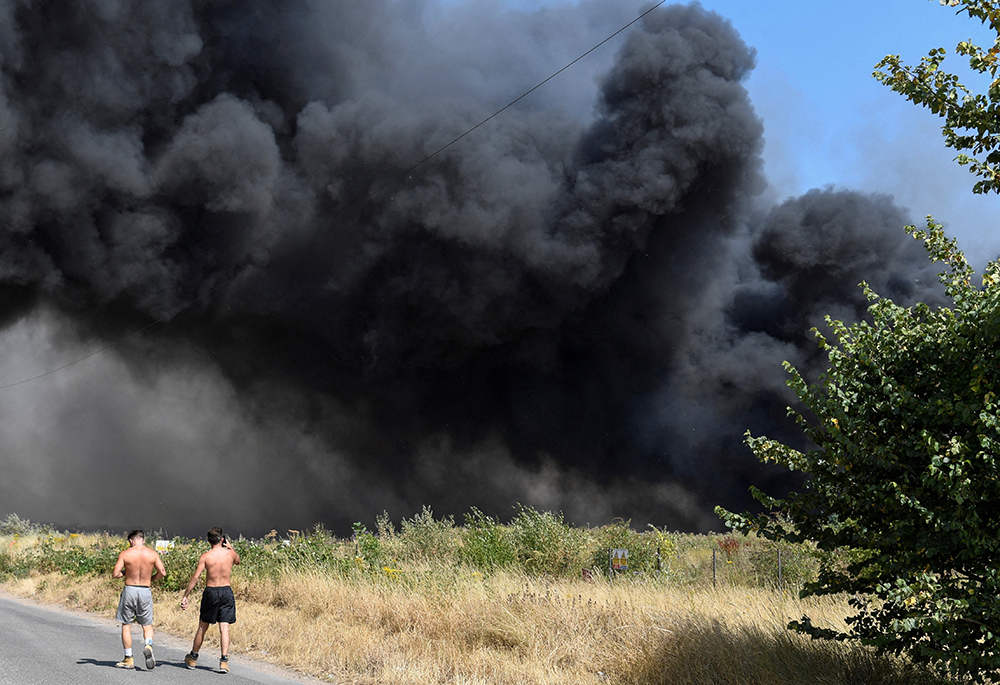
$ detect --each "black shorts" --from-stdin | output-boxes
[199,586,236,624]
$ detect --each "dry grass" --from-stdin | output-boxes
[2,561,956,685]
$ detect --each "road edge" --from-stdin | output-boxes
[0,587,316,682]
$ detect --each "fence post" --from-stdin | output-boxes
[712,548,717,589]
[777,549,783,590]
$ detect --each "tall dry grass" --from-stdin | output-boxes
[0,513,964,684]
[2,560,957,685]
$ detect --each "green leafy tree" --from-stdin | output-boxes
[875,0,1000,194]
[719,224,1000,679]
[718,3,1000,678]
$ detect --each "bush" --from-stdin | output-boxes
[0,549,32,580]
[719,223,1000,679]
[509,504,588,575]
[586,520,662,576]
[397,507,459,562]
[460,508,516,571]
[46,543,122,577]
[157,539,210,591]
[352,522,383,569]
[0,513,54,537]
[274,525,352,574]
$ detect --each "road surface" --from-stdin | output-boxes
[0,594,309,684]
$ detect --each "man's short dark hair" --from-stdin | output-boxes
[207,527,224,545]
[127,529,144,543]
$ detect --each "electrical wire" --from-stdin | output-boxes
[369,0,668,197]
[0,278,230,390]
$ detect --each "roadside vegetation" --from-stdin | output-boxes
[0,512,960,684]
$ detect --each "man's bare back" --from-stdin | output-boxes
[200,543,240,587]
[113,541,166,586]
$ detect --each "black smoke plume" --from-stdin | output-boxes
[0,1,940,536]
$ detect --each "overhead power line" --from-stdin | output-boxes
[371,0,668,197]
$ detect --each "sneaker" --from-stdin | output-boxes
[219,657,229,674]
[184,652,198,669]
[143,644,155,670]
[115,656,134,669]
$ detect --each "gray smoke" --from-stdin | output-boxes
[0,1,942,536]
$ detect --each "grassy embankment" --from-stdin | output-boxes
[0,510,963,685]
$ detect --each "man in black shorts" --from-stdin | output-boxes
[180,527,241,673]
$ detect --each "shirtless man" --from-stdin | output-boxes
[111,529,167,670]
[180,526,241,674]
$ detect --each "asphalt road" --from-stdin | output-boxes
[0,595,309,684]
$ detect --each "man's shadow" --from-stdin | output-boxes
[77,658,189,670]
[76,658,120,668]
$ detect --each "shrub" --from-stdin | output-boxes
[397,507,459,562]
[459,508,516,571]
[0,548,32,580]
[0,513,54,537]
[719,223,1000,679]
[274,525,348,574]
[47,542,122,577]
[509,504,588,575]
[158,539,210,591]
[352,522,383,569]
[586,520,661,576]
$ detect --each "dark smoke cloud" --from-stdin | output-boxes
[0,1,942,536]
[650,188,941,506]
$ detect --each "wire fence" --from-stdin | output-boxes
[605,539,820,593]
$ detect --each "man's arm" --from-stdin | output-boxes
[112,551,125,579]
[152,552,167,582]
[179,555,207,610]
[221,536,241,566]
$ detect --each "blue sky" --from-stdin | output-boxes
[492,0,1000,268]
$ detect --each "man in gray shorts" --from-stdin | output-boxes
[112,529,167,669]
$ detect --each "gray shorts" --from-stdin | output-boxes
[116,585,153,626]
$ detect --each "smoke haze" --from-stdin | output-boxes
[0,0,942,536]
